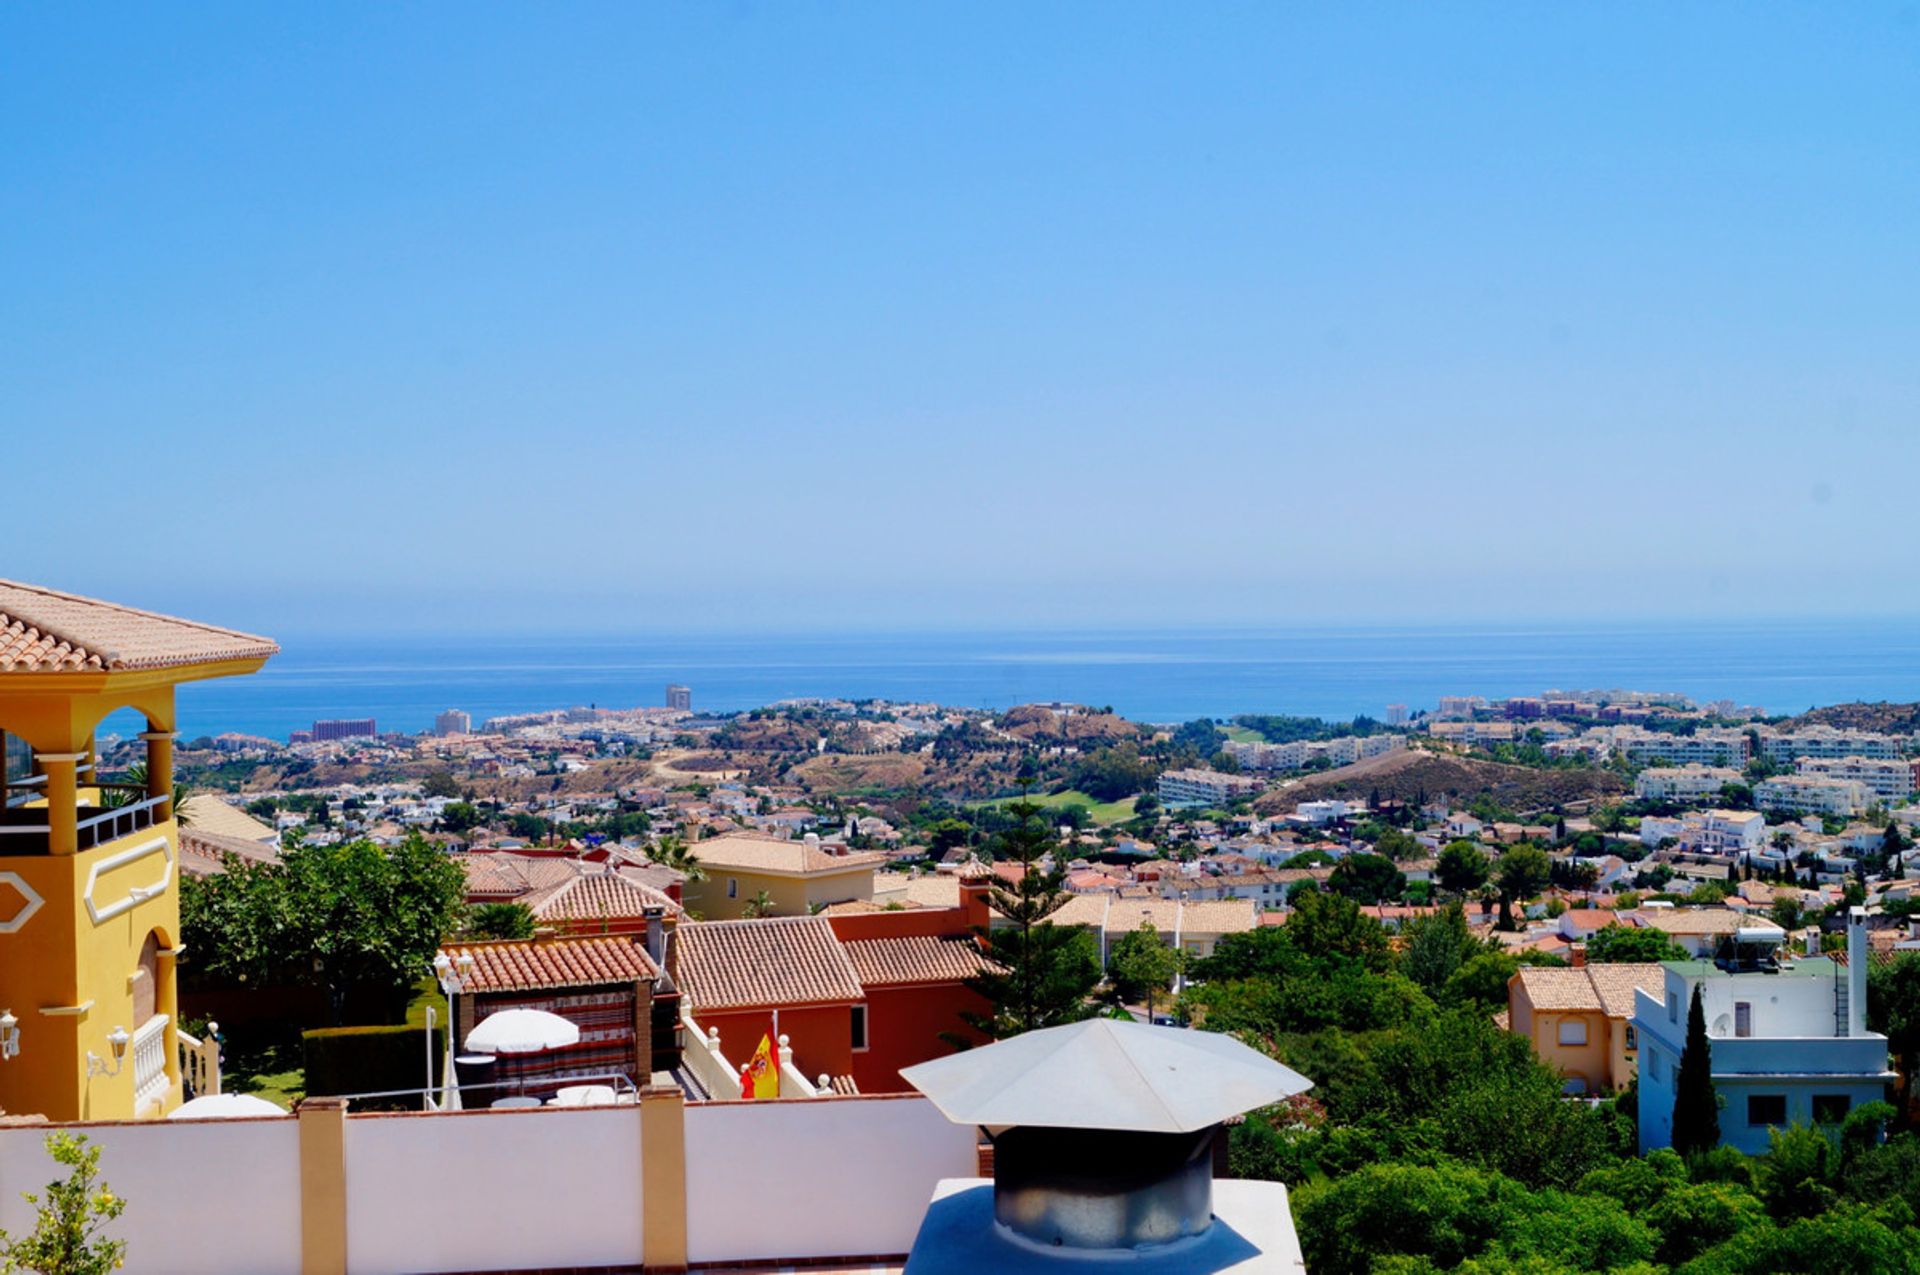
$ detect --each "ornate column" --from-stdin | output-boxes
[35,751,85,856]
[140,728,175,816]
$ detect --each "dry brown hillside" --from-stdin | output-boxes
[998,705,1142,744]
[1782,702,1920,734]
[1252,748,1625,817]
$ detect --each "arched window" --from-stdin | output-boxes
[133,931,161,1024]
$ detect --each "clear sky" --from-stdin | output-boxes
[7,5,1918,636]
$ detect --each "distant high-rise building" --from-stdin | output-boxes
[289,729,313,745]
[1385,703,1409,726]
[666,684,692,711]
[312,718,376,742]
[434,709,471,737]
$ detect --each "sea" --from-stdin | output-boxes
[147,620,1920,743]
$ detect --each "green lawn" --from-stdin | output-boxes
[975,789,1139,826]
[1222,724,1265,743]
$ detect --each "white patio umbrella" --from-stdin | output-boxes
[169,1093,286,1119]
[463,1008,580,1055]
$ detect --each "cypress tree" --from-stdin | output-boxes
[1671,983,1720,1156]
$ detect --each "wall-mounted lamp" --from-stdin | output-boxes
[85,1025,131,1077]
[0,1010,19,1061]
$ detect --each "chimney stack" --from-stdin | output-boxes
[1848,907,1868,1038]
[1569,942,1586,968]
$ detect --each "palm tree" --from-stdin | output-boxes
[99,762,193,827]
[742,890,777,919]
[650,834,707,883]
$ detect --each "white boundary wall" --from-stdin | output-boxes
[684,1095,977,1264]
[345,1106,641,1275]
[0,1117,301,1275]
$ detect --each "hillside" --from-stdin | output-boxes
[996,705,1142,744]
[1252,748,1625,817]
[1781,701,1920,734]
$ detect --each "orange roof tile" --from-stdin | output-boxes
[842,935,996,988]
[0,579,278,673]
[526,871,680,921]
[438,935,660,993]
[670,916,863,1011]
[688,831,887,875]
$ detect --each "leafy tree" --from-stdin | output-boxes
[927,818,972,854]
[1436,840,1491,896]
[181,833,468,1024]
[958,798,1100,1039]
[1868,954,1920,1115]
[741,889,777,919]
[1585,924,1689,964]
[505,812,549,842]
[1369,827,1420,862]
[1672,984,1720,1157]
[1493,844,1552,926]
[1287,890,1391,969]
[464,902,536,940]
[420,771,462,799]
[1759,1123,1838,1220]
[1107,921,1182,1019]
[439,801,482,834]
[1328,853,1405,904]
[0,1133,128,1275]
[1685,1204,1920,1274]
[1401,902,1482,993]
[1066,743,1158,802]
[1442,950,1526,1011]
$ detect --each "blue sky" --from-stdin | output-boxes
[7,5,1918,635]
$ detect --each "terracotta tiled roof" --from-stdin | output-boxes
[438,935,660,994]
[1038,894,1259,936]
[1515,963,1665,1017]
[460,853,580,900]
[842,935,996,988]
[177,795,278,844]
[178,828,284,878]
[526,871,680,922]
[1514,967,1606,1012]
[1640,908,1745,935]
[905,876,962,908]
[688,831,887,875]
[670,916,864,1011]
[0,579,278,673]
[1587,963,1668,1017]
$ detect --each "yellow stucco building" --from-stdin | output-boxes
[682,831,885,920]
[0,580,275,1121]
[1506,962,1667,1096]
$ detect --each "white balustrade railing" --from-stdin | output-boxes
[132,1014,171,1112]
[679,1010,740,1101]
[178,1022,221,1097]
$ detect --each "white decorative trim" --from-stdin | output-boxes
[39,1001,94,1017]
[0,872,44,934]
[83,836,172,926]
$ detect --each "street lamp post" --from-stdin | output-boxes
[431,951,476,1109]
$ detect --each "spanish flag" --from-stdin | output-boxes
[742,1033,779,1099]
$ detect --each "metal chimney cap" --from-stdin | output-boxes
[902,1018,1311,1134]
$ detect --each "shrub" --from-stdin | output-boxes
[304,1023,443,1107]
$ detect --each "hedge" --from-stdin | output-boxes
[304,1023,443,1108]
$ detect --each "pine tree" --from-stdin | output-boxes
[1672,984,1720,1156]
[955,796,1100,1041]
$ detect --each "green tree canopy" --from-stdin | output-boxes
[464,901,536,940]
[1585,924,1689,963]
[1436,840,1491,895]
[1107,921,1183,1018]
[1328,853,1406,905]
[181,833,468,1023]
